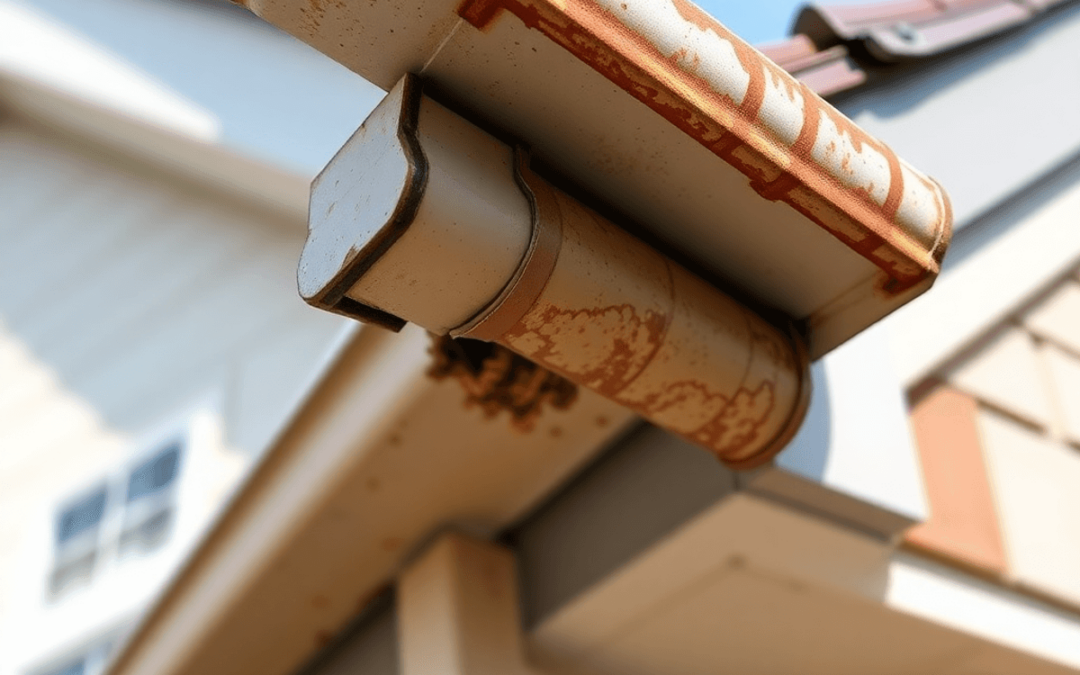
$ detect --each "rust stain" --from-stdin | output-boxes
[311,594,331,610]
[456,0,948,295]
[459,0,506,29]
[428,334,578,431]
[381,537,404,552]
[692,380,776,458]
[505,302,670,397]
[469,176,808,468]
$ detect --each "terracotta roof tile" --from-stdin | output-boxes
[794,0,943,45]
[762,0,1077,96]
[794,56,869,95]
[862,1,1033,61]
[757,34,819,66]
[758,37,868,95]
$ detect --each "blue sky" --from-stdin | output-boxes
[698,1,807,45]
[697,0,866,45]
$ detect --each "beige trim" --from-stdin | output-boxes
[398,533,530,675]
[104,325,632,675]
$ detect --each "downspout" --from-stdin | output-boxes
[298,74,810,469]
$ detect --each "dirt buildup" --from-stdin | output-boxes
[428,334,578,431]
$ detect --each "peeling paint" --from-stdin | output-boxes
[457,0,952,295]
[471,165,810,468]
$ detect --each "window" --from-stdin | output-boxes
[49,485,109,597]
[119,442,181,556]
[56,489,108,544]
[47,436,186,600]
[126,443,180,502]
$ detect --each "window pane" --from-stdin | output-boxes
[127,443,181,502]
[56,488,108,544]
[48,550,97,598]
[119,507,174,555]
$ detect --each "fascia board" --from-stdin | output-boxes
[243,0,952,357]
[887,553,1080,671]
[531,493,1080,674]
[103,324,634,675]
[529,493,895,665]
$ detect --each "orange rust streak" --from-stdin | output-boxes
[458,0,506,27]
[827,109,906,221]
[686,292,755,444]
[694,380,777,458]
[505,302,670,398]
[732,40,767,124]
[608,257,679,395]
[455,0,939,295]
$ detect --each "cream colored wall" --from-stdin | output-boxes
[0,118,348,673]
[934,268,1080,608]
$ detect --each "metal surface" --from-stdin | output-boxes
[457,0,949,290]
[300,76,810,469]
[247,0,952,357]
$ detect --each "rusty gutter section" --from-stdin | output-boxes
[457,0,951,299]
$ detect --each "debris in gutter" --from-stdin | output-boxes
[428,334,578,431]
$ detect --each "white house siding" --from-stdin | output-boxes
[924,264,1080,609]
[0,117,348,674]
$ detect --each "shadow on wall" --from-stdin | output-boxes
[943,147,1080,271]
[772,361,831,481]
[507,362,843,628]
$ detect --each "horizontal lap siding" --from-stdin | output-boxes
[0,121,346,634]
[910,259,1080,607]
